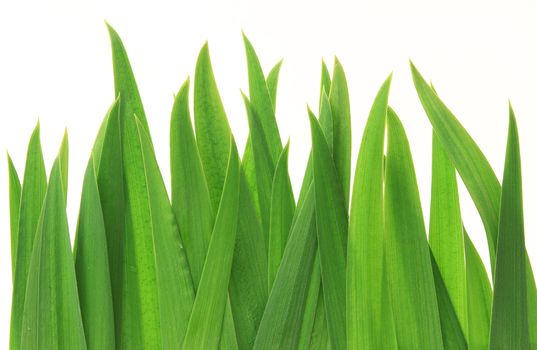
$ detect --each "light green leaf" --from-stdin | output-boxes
[7,153,21,278]
[183,137,241,349]
[464,230,492,350]
[297,252,323,350]
[266,60,283,110]
[21,157,86,349]
[430,251,468,349]
[347,76,396,349]
[385,108,443,349]
[243,33,282,164]
[429,131,468,338]
[319,60,331,107]
[106,23,149,134]
[92,98,119,174]
[74,157,115,349]
[268,142,295,289]
[254,184,317,349]
[328,59,351,208]
[10,122,48,350]
[490,107,530,349]
[309,112,347,349]
[59,130,69,202]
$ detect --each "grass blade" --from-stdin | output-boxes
[106,23,150,134]
[430,251,468,349]
[309,112,347,349]
[59,130,69,202]
[7,153,21,278]
[489,107,530,349]
[268,142,295,289]
[347,76,396,349]
[266,60,283,110]
[385,108,443,349]
[74,157,115,349]
[328,59,351,208]
[10,123,48,350]
[21,156,86,349]
[464,230,492,349]
[183,138,241,349]
[429,131,468,338]
[194,43,268,348]
[254,184,317,349]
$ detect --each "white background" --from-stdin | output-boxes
[0,0,536,344]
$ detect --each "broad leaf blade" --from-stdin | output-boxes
[7,153,21,278]
[489,108,530,349]
[74,157,115,349]
[10,123,48,350]
[21,157,86,349]
[385,108,443,349]
[347,76,396,349]
[268,142,295,289]
[429,131,468,337]
[183,138,241,349]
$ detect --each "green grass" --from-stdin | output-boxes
[6,25,536,349]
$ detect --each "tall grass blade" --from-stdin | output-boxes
[183,138,241,349]
[7,154,21,278]
[73,157,115,349]
[385,108,443,349]
[464,230,492,349]
[489,107,530,349]
[429,132,468,337]
[410,63,537,344]
[21,156,86,349]
[347,76,396,349]
[10,123,47,350]
[309,113,347,349]
[194,44,268,348]
[328,59,351,208]
[268,142,295,289]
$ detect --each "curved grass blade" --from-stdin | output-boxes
[489,108,530,349]
[21,157,86,349]
[170,77,237,349]
[309,113,347,349]
[328,59,351,208]
[347,76,396,349]
[430,251,468,349]
[73,157,115,349]
[194,44,268,348]
[106,23,149,134]
[464,230,492,350]
[268,142,295,289]
[243,33,282,164]
[183,138,241,349]
[266,60,283,110]
[429,132,468,338]
[385,108,443,349]
[10,123,48,350]
[7,153,21,277]
[410,63,537,344]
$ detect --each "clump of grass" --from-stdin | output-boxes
[7,24,536,349]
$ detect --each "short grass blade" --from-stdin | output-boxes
[7,153,21,278]
[73,157,115,349]
[10,123,48,350]
[21,157,86,349]
[183,138,241,349]
[385,108,443,349]
[347,76,396,349]
[489,107,530,349]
